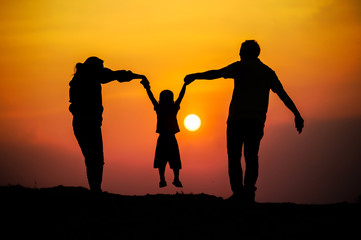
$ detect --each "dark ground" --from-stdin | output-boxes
[1,185,360,240]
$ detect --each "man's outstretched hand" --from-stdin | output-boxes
[295,115,304,134]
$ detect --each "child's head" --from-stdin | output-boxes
[159,90,174,104]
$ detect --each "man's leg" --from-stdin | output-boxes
[243,138,261,202]
[227,124,244,197]
[243,122,263,203]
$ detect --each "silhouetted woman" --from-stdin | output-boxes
[69,56,145,192]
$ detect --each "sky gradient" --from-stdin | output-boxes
[1,0,361,204]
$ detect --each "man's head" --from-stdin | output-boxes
[239,40,260,60]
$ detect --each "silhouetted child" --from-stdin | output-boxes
[140,78,186,188]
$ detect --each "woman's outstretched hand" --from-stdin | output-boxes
[184,74,195,85]
[140,76,150,89]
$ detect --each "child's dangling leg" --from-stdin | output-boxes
[172,169,183,188]
[158,165,167,188]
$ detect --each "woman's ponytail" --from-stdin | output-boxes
[74,62,83,75]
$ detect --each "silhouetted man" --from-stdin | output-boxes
[69,56,146,193]
[184,40,304,203]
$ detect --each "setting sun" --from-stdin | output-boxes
[184,114,201,132]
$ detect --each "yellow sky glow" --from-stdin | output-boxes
[1,0,361,202]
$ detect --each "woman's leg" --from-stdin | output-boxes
[73,118,104,192]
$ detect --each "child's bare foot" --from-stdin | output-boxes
[172,179,183,188]
[159,180,167,188]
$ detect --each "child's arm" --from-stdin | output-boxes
[140,77,158,108]
[175,83,186,106]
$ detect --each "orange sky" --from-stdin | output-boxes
[1,0,361,203]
